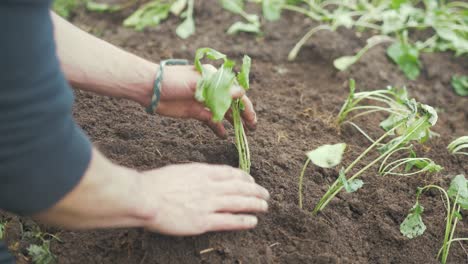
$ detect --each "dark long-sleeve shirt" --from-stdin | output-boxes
[0,1,92,262]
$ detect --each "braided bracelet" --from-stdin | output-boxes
[146,59,189,114]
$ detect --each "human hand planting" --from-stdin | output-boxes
[141,163,269,236]
[152,65,257,138]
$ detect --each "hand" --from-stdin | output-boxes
[155,65,257,138]
[139,163,269,236]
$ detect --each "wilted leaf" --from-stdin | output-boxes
[401,202,426,239]
[306,143,346,168]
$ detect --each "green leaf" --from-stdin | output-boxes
[123,2,171,31]
[195,63,236,122]
[86,1,122,13]
[333,56,357,71]
[194,48,227,74]
[237,55,251,90]
[391,0,408,9]
[27,242,56,264]
[176,16,195,39]
[306,143,346,168]
[448,174,468,209]
[338,168,364,193]
[53,0,78,18]
[451,75,468,96]
[387,41,421,80]
[220,0,244,14]
[227,21,261,34]
[400,202,426,239]
[263,0,284,21]
[170,0,187,15]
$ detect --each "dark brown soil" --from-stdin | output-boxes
[2,1,468,263]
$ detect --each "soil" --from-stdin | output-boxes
[2,0,468,263]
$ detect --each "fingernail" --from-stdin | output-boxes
[261,200,268,211]
[246,216,258,226]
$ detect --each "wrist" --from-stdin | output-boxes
[131,61,159,109]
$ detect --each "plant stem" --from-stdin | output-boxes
[314,118,427,213]
[232,100,250,173]
[298,158,311,209]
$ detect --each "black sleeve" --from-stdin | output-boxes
[0,1,92,215]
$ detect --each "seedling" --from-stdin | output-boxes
[22,223,61,264]
[193,48,252,172]
[448,136,468,156]
[281,1,467,80]
[299,80,440,214]
[53,0,79,18]
[219,0,261,34]
[401,174,468,264]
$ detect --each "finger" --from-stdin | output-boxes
[230,84,245,99]
[225,109,234,127]
[214,181,270,200]
[212,196,268,213]
[207,165,254,182]
[240,95,257,130]
[195,106,228,139]
[205,214,258,232]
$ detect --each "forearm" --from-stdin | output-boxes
[51,12,154,107]
[34,148,153,229]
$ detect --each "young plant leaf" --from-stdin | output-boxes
[338,168,364,193]
[387,41,421,80]
[306,143,346,168]
[227,21,261,34]
[219,0,244,14]
[263,0,284,21]
[123,2,171,31]
[447,174,468,210]
[195,64,236,122]
[194,48,227,74]
[451,75,468,96]
[86,1,122,13]
[237,55,251,90]
[400,202,426,239]
[170,0,187,15]
[176,16,195,39]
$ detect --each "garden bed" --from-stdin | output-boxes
[2,0,467,263]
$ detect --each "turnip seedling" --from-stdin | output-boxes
[194,48,252,172]
[448,136,468,156]
[401,174,468,264]
[299,80,440,214]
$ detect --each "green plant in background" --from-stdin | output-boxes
[0,221,6,240]
[263,0,468,81]
[22,224,61,264]
[219,0,261,35]
[53,0,79,18]
[123,0,195,38]
[451,75,468,96]
[298,80,441,214]
[401,174,468,264]
[448,136,468,156]
[193,48,252,172]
